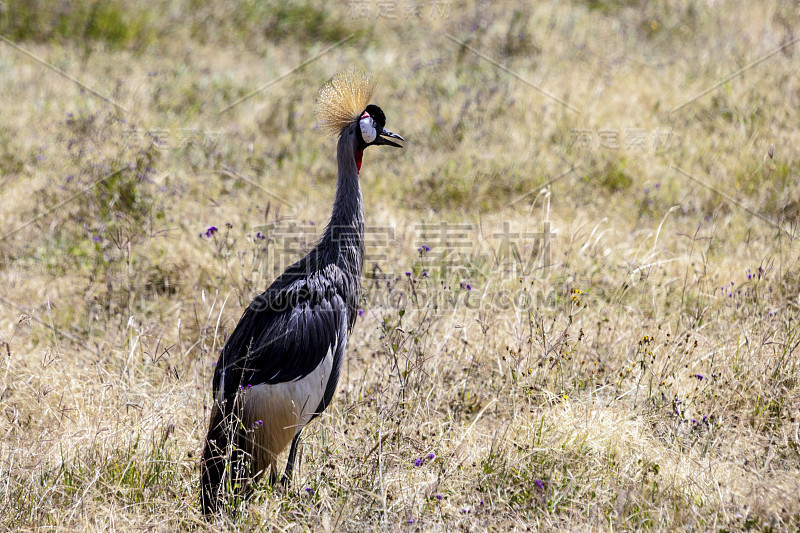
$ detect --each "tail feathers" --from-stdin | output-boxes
[200,403,253,517]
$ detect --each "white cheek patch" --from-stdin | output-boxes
[359,116,377,144]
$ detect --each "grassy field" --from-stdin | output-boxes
[1,0,799,530]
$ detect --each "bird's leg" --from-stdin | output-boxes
[280,432,302,487]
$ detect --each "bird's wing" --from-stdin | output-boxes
[212,265,349,402]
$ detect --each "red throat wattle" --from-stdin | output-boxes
[355,149,363,173]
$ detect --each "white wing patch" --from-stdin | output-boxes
[242,336,337,475]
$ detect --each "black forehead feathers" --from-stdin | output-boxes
[364,104,386,127]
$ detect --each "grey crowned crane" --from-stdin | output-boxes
[200,70,404,516]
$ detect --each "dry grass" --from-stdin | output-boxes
[1,0,799,530]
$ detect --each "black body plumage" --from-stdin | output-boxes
[200,70,402,517]
[214,254,358,402]
[202,123,367,516]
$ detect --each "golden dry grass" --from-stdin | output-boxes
[1,0,799,530]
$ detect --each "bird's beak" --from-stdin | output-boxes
[375,128,404,148]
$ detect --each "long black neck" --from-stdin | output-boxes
[322,126,365,286]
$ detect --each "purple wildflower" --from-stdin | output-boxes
[413,458,422,467]
[204,226,218,238]
[358,309,364,317]
[534,479,544,491]
[427,453,435,460]
[305,487,314,494]
[435,494,443,500]
[466,284,472,291]
[92,235,101,243]
[406,519,415,524]
[693,374,704,380]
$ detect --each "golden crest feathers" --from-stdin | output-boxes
[316,69,376,136]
